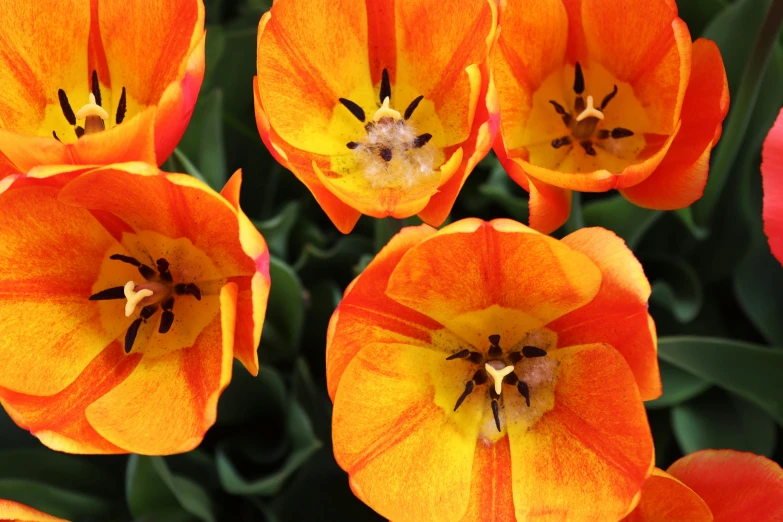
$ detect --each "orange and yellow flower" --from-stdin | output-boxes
[0,0,205,179]
[0,163,270,455]
[493,0,729,233]
[762,109,783,266]
[254,0,499,233]
[0,499,67,522]
[326,219,659,521]
[624,450,783,522]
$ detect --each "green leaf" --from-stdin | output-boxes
[735,241,783,346]
[254,202,301,259]
[646,360,711,409]
[127,455,216,522]
[658,336,783,425]
[582,195,662,249]
[672,388,777,456]
[198,89,228,191]
[677,0,728,37]
[203,25,226,90]
[265,257,305,355]
[647,256,703,323]
[217,402,321,496]
[172,148,208,183]
[673,208,709,240]
[217,362,288,427]
[0,480,113,520]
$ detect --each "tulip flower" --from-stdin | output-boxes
[326,219,658,521]
[254,0,499,233]
[0,500,67,522]
[0,163,270,455]
[493,0,729,233]
[0,0,205,179]
[762,109,783,266]
[624,450,783,522]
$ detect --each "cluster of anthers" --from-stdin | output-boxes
[53,70,127,141]
[448,334,548,432]
[89,254,202,353]
[339,69,438,189]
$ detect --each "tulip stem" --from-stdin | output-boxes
[374,217,405,252]
[694,0,783,226]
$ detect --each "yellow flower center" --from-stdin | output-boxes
[338,69,440,190]
[51,70,128,142]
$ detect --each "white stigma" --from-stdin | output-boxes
[576,95,604,122]
[123,281,153,317]
[485,363,515,395]
[75,93,109,121]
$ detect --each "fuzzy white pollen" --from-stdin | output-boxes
[352,117,438,190]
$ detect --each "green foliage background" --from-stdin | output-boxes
[2,0,783,520]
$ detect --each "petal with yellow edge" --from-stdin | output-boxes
[0,0,204,174]
[255,0,499,232]
[621,469,712,522]
[328,218,656,520]
[0,499,68,522]
[0,164,269,455]
[493,0,728,233]
[762,109,783,267]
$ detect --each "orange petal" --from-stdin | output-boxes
[621,468,712,522]
[667,450,783,522]
[326,224,440,399]
[58,164,258,282]
[385,219,602,349]
[547,227,661,400]
[0,499,68,522]
[220,171,271,376]
[0,181,126,397]
[83,283,236,455]
[458,436,516,522]
[528,176,572,234]
[507,343,654,521]
[253,77,362,233]
[576,0,691,135]
[621,39,729,209]
[0,0,90,136]
[762,109,783,266]
[332,342,483,522]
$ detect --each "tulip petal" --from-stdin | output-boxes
[459,435,516,522]
[621,469,712,522]
[255,0,374,157]
[762,109,783,266]
[621,39,729,209]
[0,182,130,397]
[385,220,601,349]
[547,227,660,400]
[0,0,90,136]
[253,77,362,233]
[528,176,572,234]
[507,343,653,521]
[326,224,440,399]
[333,342,483,522]
[667,450,783,522]
[84,282,236,455]
[0,499,68,522]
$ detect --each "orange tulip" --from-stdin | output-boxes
[0,500,67,522]
[493,0,729,233]
[624,450,783,522]
[762,109,783,266]
[0,0,205,179]
[326,219,658,521]
[0,163,270,455]
[254,0,499,233]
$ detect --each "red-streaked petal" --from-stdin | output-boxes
[762,109,783,266]
[0,499,69,522]
[622,468,712,522]
[528,176,572,234]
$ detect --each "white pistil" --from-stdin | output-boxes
[485,363,515,395]
[576,95,604,122]
[123,281,153,318]
[372,96,402,122]
[76,93,109,121]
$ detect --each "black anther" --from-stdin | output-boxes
[517,380,531,407]
[601,85,618,110]
[89,286,126,301]
[159,310,175,334]
[125,318,143,353]
[380,148,393,162]
[468,351,484,364]
[573,62,585,94]
[339,98,366,122]
[156,258,172,282]
[75,126,85,138]
[58,89,76,125]
[110,254,141,266]
[52,131,60,142]
[116,87,127,124]
[522,346,547,358]
[413,133,432,148]
[488,334,501,346]
[491,399,501,432]
[184,283,202,300]
[346,141,359,149]
[503,372,519,385]
[138,264,156,280]
[597,129,611,140]
[404,95,424,120]
[488,346,503,358]
[552,136,572,149]
[379,68,391,105]
[91,70,102,106]
[508,351,524,364]
[611,128,635,139]
[549,100,567,115]
[581,141,597,156]
[453,381,475,411]
[161,297,175,311]
[447,349,470,360]
[473,368,488,385]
